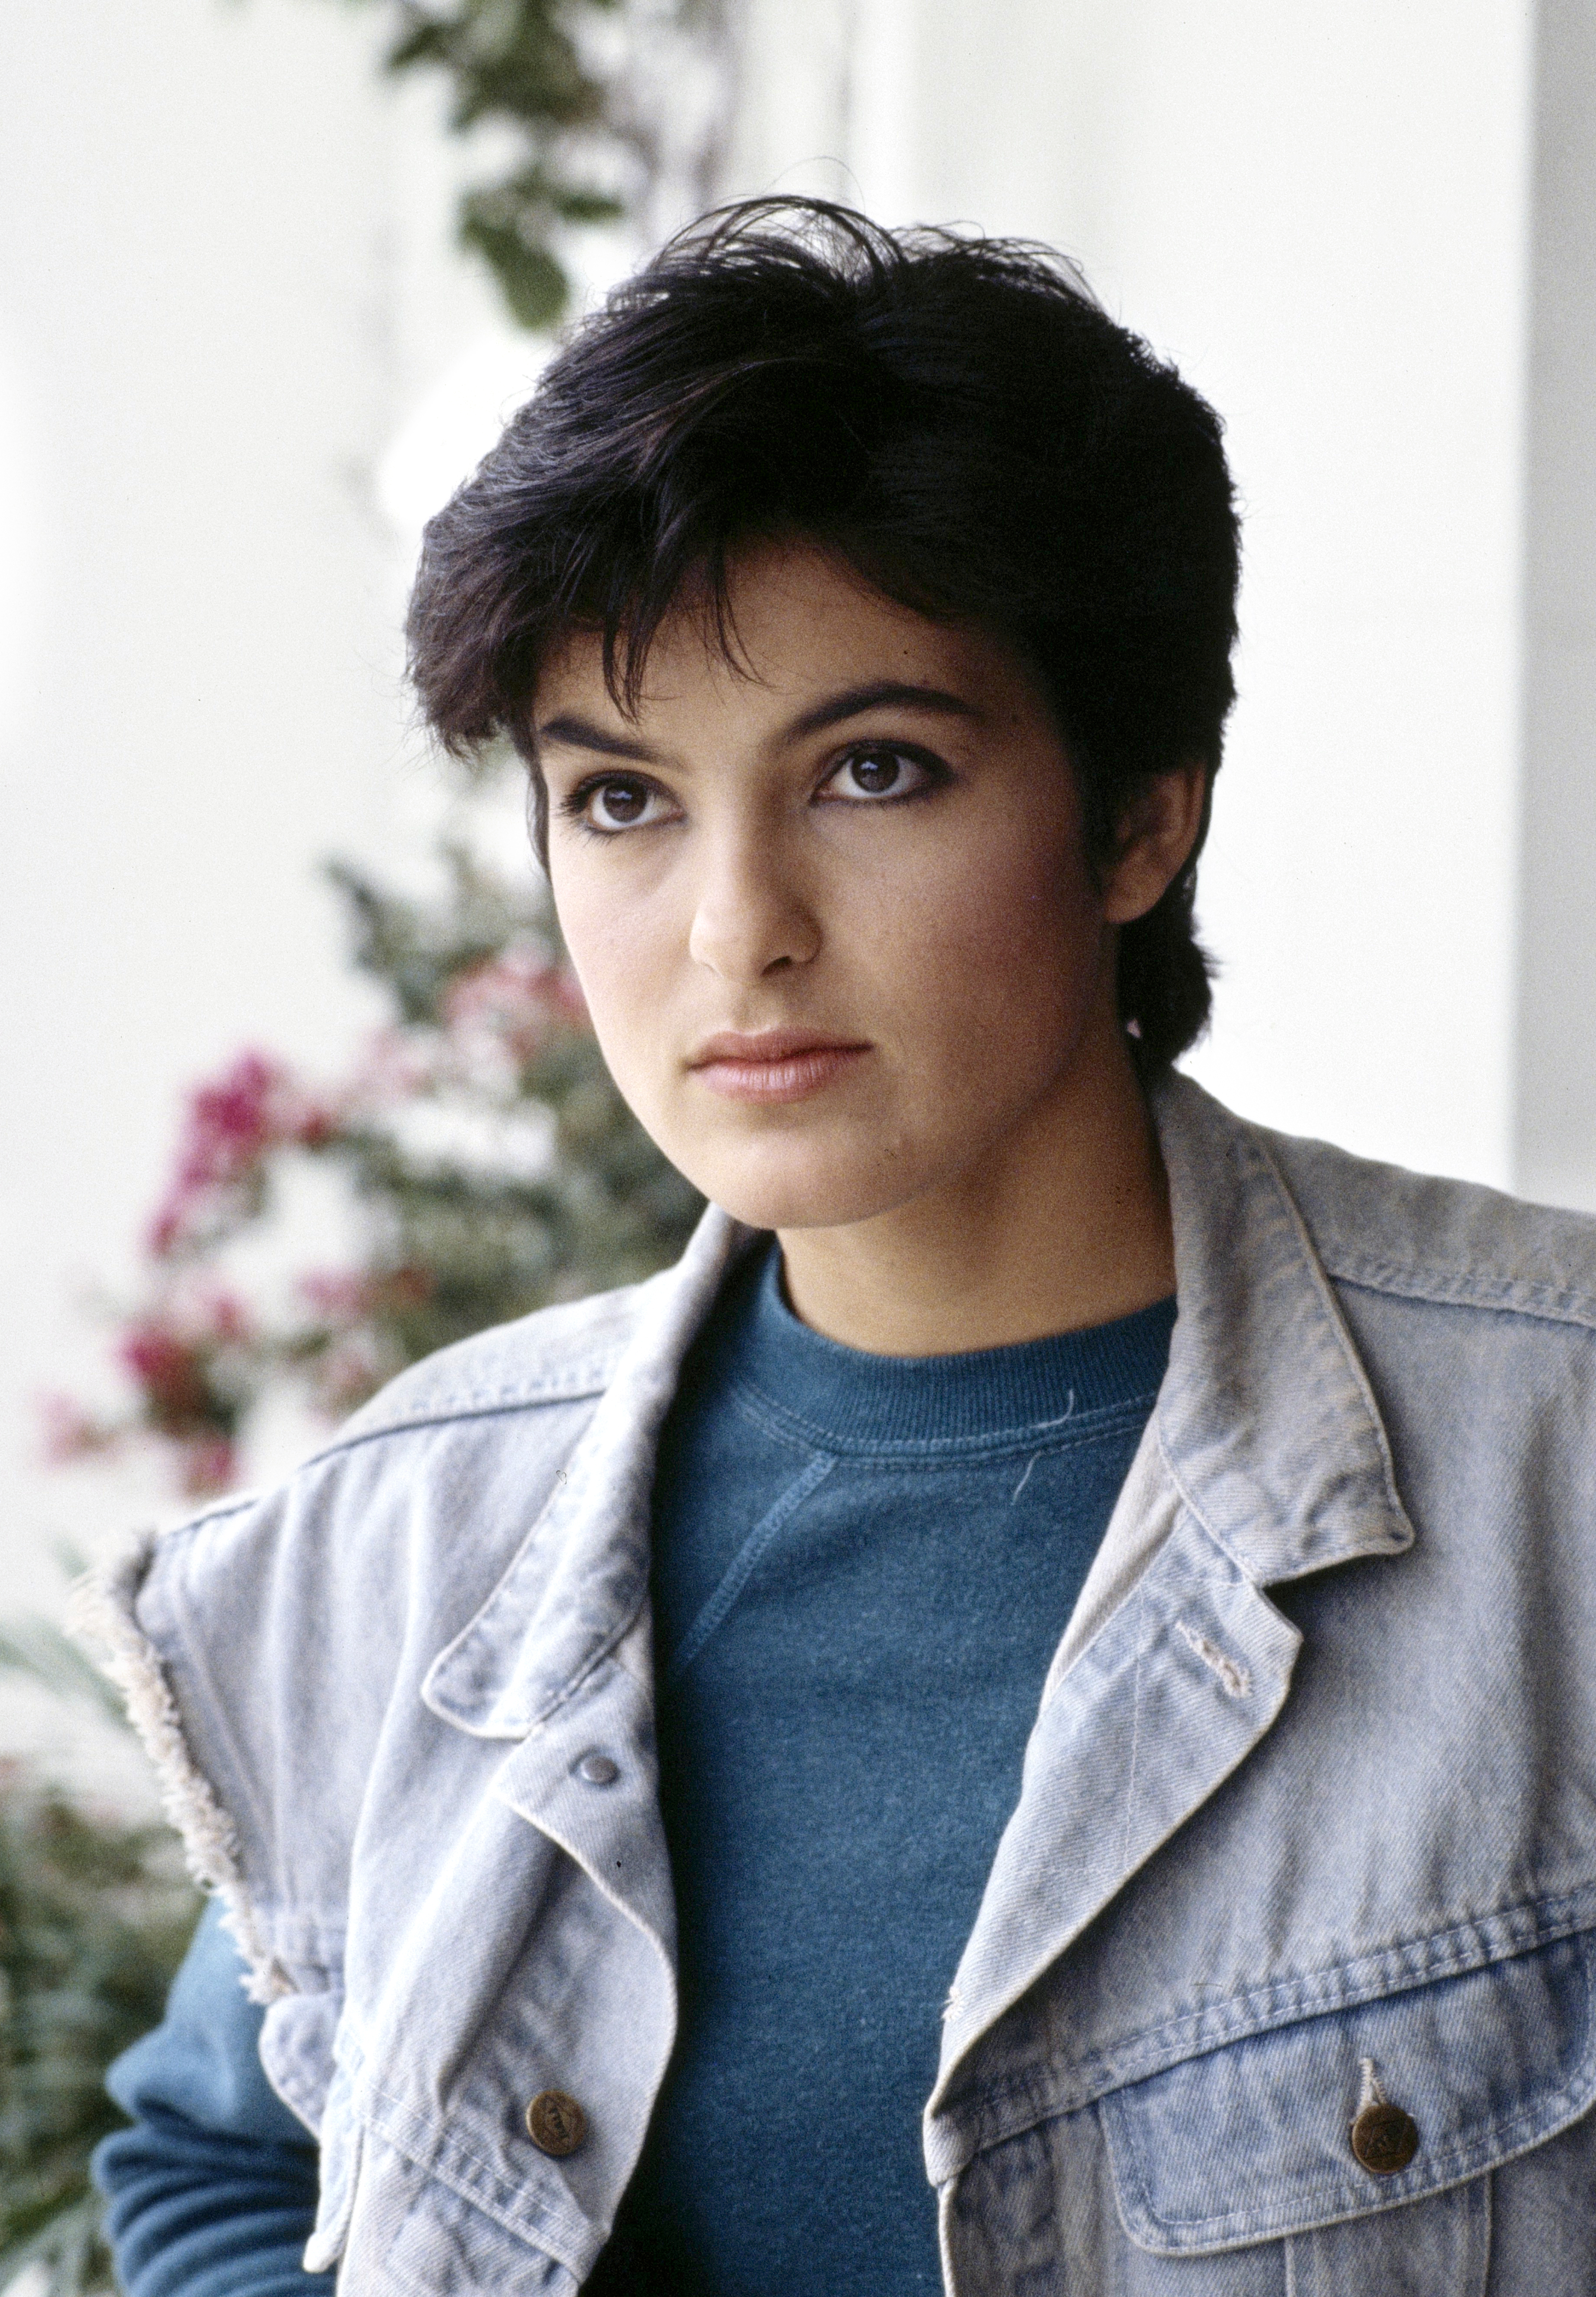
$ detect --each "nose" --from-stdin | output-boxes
[687,825,821,982]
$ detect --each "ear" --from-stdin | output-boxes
[1100,762,1210,926]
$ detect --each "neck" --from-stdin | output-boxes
[776,1029,1174,1357]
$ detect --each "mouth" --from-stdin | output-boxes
[687,1029,873,1105]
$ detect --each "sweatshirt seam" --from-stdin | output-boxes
[295,1384,609,1472]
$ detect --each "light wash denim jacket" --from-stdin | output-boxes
[85,1076,1596,2294]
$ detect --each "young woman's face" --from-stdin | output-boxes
[537,543,1161,1234]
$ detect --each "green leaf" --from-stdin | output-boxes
[325,0,704,332]
[459,216,571,329]
[0,1621,126,1730]
[552,187,625,225]
[384,21,451,72]
[0,2191,114,2294]
[0,1764,201,2281]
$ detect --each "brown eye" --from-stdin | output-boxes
[591,779,650,827]
[848,749,905,795]
[560,771,678,837]
[822,746,940,804]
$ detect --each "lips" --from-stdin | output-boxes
[687,1029,872,1105]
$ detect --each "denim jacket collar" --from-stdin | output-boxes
[420,1204,754,1740]
[1153,1073,1413,1581]
[921,1084,1416,2161]
[420,1074,1413,1747]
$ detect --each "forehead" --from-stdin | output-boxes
[534,540,1052,740]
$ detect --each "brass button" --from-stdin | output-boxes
[526,2089,587,2158]
[1350,2099,1420,2175]
[576,1752,619,1785]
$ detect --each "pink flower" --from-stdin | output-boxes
[345,1027,439,1112]
[297,1265,431,1326]
[114,1285,252,1430]
[146,1194,195,1261]
[201,1287,252,1343]
[36,1391,115,1466]
[116,1321,211,1422]
[296,1268,373,1323]
[442,945,588,1068]
[146,1051,337,1260]
[310,1329,392,1414]
[178,1432,238,1498]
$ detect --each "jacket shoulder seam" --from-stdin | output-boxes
[1322,1253,1596,1333]
[300,1375,612,1470]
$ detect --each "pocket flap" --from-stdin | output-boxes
[1101,1929,1596,2253]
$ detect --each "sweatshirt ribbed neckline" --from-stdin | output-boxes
[705,1241,1175,1450]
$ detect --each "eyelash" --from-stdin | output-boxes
[560,774,672,839]
[560,743,952,839]
[819,743,950,805]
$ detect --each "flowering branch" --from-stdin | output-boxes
[44,849,701,1498]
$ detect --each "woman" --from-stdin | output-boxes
[90,201,1596,2293]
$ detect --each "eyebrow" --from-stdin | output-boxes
[784,679,986,739]
[533,717,663,764]
[534,679,985,764]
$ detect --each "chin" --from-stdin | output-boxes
[681,1142,926,1235]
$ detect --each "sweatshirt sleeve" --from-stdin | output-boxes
[92,1900,334,2297]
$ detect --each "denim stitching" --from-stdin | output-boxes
[1100,1930,1596,2242]
[1323,1260,1596,1334]
[941,1892,1596,2146]
[1174,1618,1252,1699]
[1120,1583,1147,1872]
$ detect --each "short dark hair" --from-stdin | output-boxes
[407,199,1240,1074]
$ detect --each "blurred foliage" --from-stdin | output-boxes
[325,852,706,1351]
[0,1619,202,2296]
[48,849,703,1498]
[16,6,727,2289]
[344,0,708,325]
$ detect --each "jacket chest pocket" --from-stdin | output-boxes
[1094,1924,1596,2291]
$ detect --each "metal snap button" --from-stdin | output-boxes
[576,1751,619,1785]
[1350,2099,1420,2175]
[526,2089,587,2158]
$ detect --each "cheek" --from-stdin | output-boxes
[872,826,1103,1062]
[546,865,678,1088]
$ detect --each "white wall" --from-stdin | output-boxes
[1515,0,1596,1211]
[0,0,521,1623]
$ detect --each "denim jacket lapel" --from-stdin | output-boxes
[924,1077,1416,2174]
[420,1204,753,1741]
[1151,1075,1415,1584]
